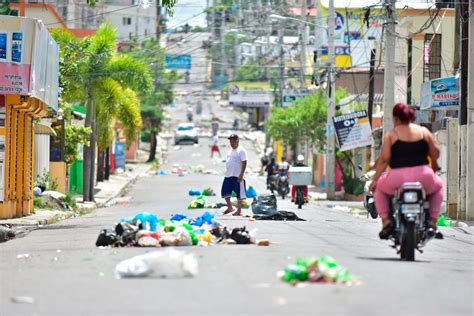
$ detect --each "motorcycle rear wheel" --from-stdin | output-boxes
[296,188,304,209]
[400,221,416,261]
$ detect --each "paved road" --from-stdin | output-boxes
[1,94,473,315]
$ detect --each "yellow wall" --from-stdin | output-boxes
[50,161,67,194]
[397,9,456,106]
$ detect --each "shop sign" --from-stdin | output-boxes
[333,110,373,151]
[420,76,459,110]
[228,85,271,107]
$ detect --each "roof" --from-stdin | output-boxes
[35,123,57,136]
[70,29,97,38]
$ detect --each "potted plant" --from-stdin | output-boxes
[342,169,365,201]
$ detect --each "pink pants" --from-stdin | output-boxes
[374,165,444,221]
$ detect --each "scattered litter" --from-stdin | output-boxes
[11,296,35,304]
[251,194,277,215]
[257,239,270,246]
[0,226,16,242]
[279,256,356,286]
[16,254,30,259]
[106,196,133,207]
[246,186,258,198]
[188,195,209,209]
[437,215,452,227]
[188,189,201,196]
[158,170,168,175]
[201,187,216,196]
[253,211,305,221]
[115,249,198,279]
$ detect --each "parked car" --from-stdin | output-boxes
[174,123,198,145]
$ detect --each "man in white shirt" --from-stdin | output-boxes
[221,134,247,216]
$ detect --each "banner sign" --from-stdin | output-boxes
[420,76,459,110]
[282,88,309,106]
[228,85,271,107]
[165,54,192,69]
[333,110,373,151]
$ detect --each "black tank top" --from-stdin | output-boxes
[390,139,429,168]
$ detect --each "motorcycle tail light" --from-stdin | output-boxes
[403,192,418,203]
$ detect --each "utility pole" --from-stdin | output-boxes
[278,21,285,107]
[382,0,397,133]
[466,0,474,220]
[156,0,161,40]
[220,8,226,97]
[326,0,336,199]
[458,0,469,219]
[368,46,376,127]
[299,0,307,88]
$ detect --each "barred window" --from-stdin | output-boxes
[423,34,442,82]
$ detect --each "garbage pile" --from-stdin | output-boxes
[188,187,216,196]
[251,193,306,221]
[96,211,270,248]
[279,256,354,286]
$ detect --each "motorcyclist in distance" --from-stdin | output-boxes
[291,154,309,203]
[369,103,443,238]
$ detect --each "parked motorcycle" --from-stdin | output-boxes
[359,169,378,219]
[384,182,441,261]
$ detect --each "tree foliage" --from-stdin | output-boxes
[266,88,349,149]
[235,60,270,82]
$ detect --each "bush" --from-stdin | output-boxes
[35,172,58,191]
[33,196,44,209]
[342,170,364,196]
[59,192,78,210]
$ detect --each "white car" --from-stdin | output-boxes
[174,123,198,145]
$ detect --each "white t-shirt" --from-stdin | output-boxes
[225,146,247,178]
[212,135,219,146]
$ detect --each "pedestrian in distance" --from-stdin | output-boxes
[210,134,221,158]
[221,134,247,216]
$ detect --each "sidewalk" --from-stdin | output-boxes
[0,160,151,227]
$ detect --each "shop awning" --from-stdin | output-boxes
[34,124,57,136]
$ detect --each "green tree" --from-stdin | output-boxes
[52,23,152,201]
[267,88,349,150]
[235,60,270,82]
[127,37,179,162]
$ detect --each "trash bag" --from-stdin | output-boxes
[170,214,190,222]
[246,186,258,198]
[96,229,118,247]
[210,226,230,241]
[121,212,159,231]
[187,195,209,209]
[230,226,251,244]
[201,187,215,196]
[114,249,198,278]
[115,222,140,246]
[251,194,277,215]
[192,211,215,227]
[188,189,201,196]
[252,210,306,221]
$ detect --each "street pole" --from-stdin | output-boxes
[382,0,396,133]
[220,8,226,98]
[278,22,285,108]
[458,1,469,219]
[299,0,307,88]
[326,0,336,199]
[368,46,376,127]
[466,0,474,220]
[156,0,161,40]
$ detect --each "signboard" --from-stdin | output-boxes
[228,85,271,107]
[282,88,309,106]
[419,76,460,110]
[165,54,192,69]
[0,136,4,201]
[333,110,373,151]
[0,16,59,111]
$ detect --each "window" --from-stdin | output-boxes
[123,17,132,25]
[423,34,442,82]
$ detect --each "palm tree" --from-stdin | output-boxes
[52,23,152,201]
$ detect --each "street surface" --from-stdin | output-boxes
[1,94,473,316]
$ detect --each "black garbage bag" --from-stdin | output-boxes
[251,194,277,215]
[230,226,251,244]
[252,210,306,221]
[96,229,118,247]
[210,226,230,242]
[115,222,139,246]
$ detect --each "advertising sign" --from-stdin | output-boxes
[0,16,59,111]
[228,85,271,107]
[419,76,459,110]
[0,135,4,202]
[282,88,309,106]
[165,54,192,69]
[333,110,373,151]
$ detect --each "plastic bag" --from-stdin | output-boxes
[246,186,258,198]
[188,189,201,196]
[251,194,277,215]
[201,187,215,196]
[114,249,198,278]
[96,229,117,247]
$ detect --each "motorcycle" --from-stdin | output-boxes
[269,173,289,199]
[385,182,442,261]
[186,111,193,122]
[294,185,306,209]
[359,169,378,219]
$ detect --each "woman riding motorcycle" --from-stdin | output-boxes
[369,103,443,238]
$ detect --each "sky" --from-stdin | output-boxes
[166,0,208,29]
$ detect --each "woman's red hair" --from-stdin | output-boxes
[392,103,416,124]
